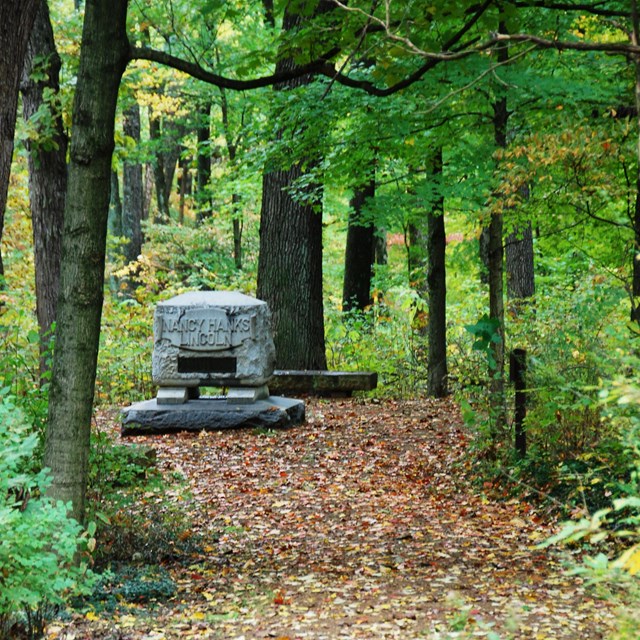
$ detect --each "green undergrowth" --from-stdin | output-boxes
[0,393,96,640]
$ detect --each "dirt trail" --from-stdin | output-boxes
[55,398,616,639]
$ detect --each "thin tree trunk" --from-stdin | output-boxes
[149,114,181,223]
[196,102,212,220]
[426,149,448,397]
[408,220,427,297]
[122,102,143,263]
[342,178,375,313]
[375,229,388,266]
[108,169,123,238]
[232,194,243,269]
[45,0,129,523]
[20,0,67,372]
[0,0,39,283]
[631,2,640,323]
[178,155,188,224]
[488,21,508,433]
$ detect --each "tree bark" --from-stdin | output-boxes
[257,2,330,370]
[631,2,640,323]
[232,194,243,270]
[258,163,326,369]
[426,149,448,398]
[219,85,244,268]
[122,102,143,263]
[505,220,535,309]
[0,0,39,282]
[149,114,181,223]
[20,0,67,369]
[44,0,129,523]
[196,102,212,220]
[342,178,375,313]
[108,169,123,238]
[374,229,388,266]
[488,23,508,433]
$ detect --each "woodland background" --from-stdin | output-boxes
[2,0,640,638]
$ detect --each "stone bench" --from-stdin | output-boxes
[268,370,378,397]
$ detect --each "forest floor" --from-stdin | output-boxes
[49,397,621,639]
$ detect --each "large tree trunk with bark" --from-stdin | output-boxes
[44,0,129,523]
[20,0,67,369]
[258,163,326,369]
[0,0,39,282]
[342,178,375,313]
[257,2,330,370]
[122,102,143,264]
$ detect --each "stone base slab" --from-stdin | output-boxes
[121,396,304,436]
[269,370,378,396]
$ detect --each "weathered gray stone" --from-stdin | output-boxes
[156,386,190,405]
[226,385,270,404]
[152,291,276,394]
[121,396,305,435]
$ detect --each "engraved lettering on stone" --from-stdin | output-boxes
[159,308,254,351]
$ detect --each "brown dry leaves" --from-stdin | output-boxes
[53,398,616,639]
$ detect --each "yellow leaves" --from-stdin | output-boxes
[613,543,640,576]
[85,611,100,621]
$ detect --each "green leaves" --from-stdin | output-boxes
[0,395,96,634]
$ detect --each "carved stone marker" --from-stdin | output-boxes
[121,291,304,435]
[152,291,275,404]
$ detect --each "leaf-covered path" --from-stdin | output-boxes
[56,398,616,639]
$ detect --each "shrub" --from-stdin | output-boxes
[0,394,96,639]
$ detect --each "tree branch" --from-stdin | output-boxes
[508,0,628,18]
[492,32,640,55]
[129,44,341,90]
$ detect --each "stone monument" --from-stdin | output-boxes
[121,291,304,435]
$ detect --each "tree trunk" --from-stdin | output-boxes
[505,220,535,310]
[178,154,189,224]
[408,220,427,296]
[219,85,244,269]
[257,2,330,370]
[634,192,640,323]
[44,0,129,524]
[632,4,640,323]
[20,0,67,371]
[426,150,448,398]
[0,0,39,282]
[149,114,181,223]
[258,163,326,369]
[122,102,143,263]
[342,178,375,313]
[232,194,243,269]
[374,229,388,266]
[108,169,123,238]
[196,102,212,220]
[488,23,508,433]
